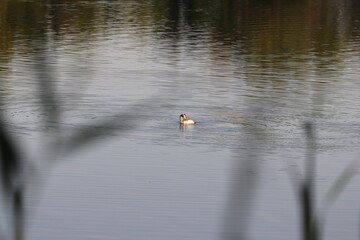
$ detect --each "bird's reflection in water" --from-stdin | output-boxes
[179,123,195,131]
[179,123,195,144]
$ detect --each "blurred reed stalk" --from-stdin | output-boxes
[0,36,169,240]
[302,122,318,240]
[223,116,265,240]
[0,118,25,240]
[294,121,358,240]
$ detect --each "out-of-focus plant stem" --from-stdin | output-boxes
[302,121,318,240]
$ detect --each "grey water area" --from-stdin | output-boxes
[1,1,360,240]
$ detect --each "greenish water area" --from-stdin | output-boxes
[0,1,360,240]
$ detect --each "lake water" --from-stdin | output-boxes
[1,1,360,239]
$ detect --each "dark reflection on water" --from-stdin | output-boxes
[1,1,360,240]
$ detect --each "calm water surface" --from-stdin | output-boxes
[1,1,360,240]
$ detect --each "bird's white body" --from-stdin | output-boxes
[180,114,196,125]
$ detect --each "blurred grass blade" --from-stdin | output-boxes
[33,49,59,129]
[14,188,24,240]
[54,99,162,155]
[0,117,25,240]
[304,121,316,190]
[320,160,359,217]
[285,159,302,194]
[60,115,138,153]
[300,181,318,240]
[301,121,318,240]
[0,119,20,193]
[223,126,264,240]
